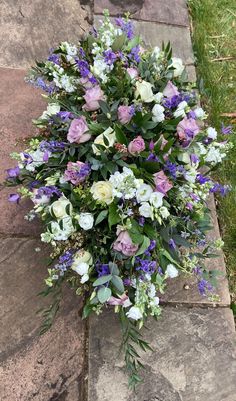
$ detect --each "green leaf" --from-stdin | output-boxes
[93,274,112,287]
[98,100,110,114]
[114,125,128,145]
[109,262,119,275]
[126,35,140,51]
[95,210,108,225]
[140,161,160,173]
[108,203,120,228]
[111,275,125,293]
[134,236,150,257]
[97,286,112,303]
[82,304,93,319]
[143,224,157,240]
[111,34,127,51]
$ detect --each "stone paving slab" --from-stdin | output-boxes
[94,16,194,65]
[161,195,230,306]
[88,307,236,401]
[94,0,189,27]
[0,237,86,400]
[0,0,89,68]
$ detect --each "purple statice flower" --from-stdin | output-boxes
[128,46,141,63]
[144,240,156,257]
[54,249,75,276]
[76,59,90,78]
[96,262,110,277]
[57,111,72,121]
[28,180,40,190]
[8,193,20,203]
[89,27,98,38]
[79,47,86,58]
[129,104,136,116]
[196,174,210,185]
[114,17,134,39]
[6,166,20,178]
[164,161,177,179]
[33,77,56,94]
[48,52,60,65]
[197,239,206,247]
[221,123,232,135]
[198,279,213,296]
[138,217,145,227]
[169,238,177,250]
[210,182,230,196]
[135,257,157,274]
[146,153,159,162]
[103,49,117,65]
[89,75,98,85]
[40,140,66,153]
[34,186,61,199]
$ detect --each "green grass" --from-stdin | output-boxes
[188,0,236,307]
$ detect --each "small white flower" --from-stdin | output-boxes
[80,273,89,284]
[152,104,165,123]
[136,184,153,203]
[153,92,164,103]
[150,296,160,306]
[139,202,153,219]
[159,206,170,219]
[135,80,154,103]
[40,103,60,120]
[206,127,217,140]
[166,264,179,278]
[174,101,188,118]
[126,306,143,320]
[205,147,223,164]
[170,57,185,77]
[72,262,89,276]
[77,213,94,230]
[185,168,197,183]
[150,192,164,208]
[194,107,207,120]
[152,46,161,59]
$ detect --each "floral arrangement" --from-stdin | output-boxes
[6,12,232,387]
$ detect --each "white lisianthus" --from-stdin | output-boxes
[126,306,143,320]
[185,168,197,183]
[91,181,114,204]
[72,249,93,266]
[135,80,154,103]
[77,213,94,230]
[139,202,153,219]
[174,101,188,118]
[170,57,185,77]
[206,127,217,140]
[20,149,51,172]
[150,191,164,208]
[154,92,164,103]
[166,264,179,278]
[136,184,153,203]
[40,103,60,120]
[177,152,191,164]
[159,206,170,219]
[92,127,116,155]
[194,107,207,120]
[72,262,90,284]
[50,197,72,219]
[150,296,160,306]
[205,147,224,164]
[152,104,165,123]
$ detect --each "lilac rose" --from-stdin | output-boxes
[154,171,173,195]
[128,135,145,155]
[177,117,200,142]
[127,67,139,79]
[67,117,91,144]
[118,105,133,125]
[83,85,104,111]
[64,161,90,185]
[113,230,139,256]
[163,81,179,98]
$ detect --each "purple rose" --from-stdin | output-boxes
[153,171,173,195]
[163,81,179,99]
[67,117,91,144]
[177,117,200,142]
[83,85,104,111]
[113,230,139,256]
[127,67,139,79]
[118,105,133,125]
[128,135,145,155]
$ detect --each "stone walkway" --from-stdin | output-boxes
[0,1,236,401]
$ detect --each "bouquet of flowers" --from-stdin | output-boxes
[6,11,232,387]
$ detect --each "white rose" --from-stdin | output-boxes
[126,306,143,320]
[50,197,72,219]
[154,92,164,103]
[135,80,154,103]
[152,104,165,123]
[72,249,93,266]
[92,127,116,155]
[173,101,188,118]
[72,262,89,276]
[150,191,164,208]
[91,181,114,204]
[206,127,217,140]
[139,202,153,219]
[166,264,179,278]
[136,184,153,203]
[159,206,170,219]
[77,213,94,230]
[171,57,185,77]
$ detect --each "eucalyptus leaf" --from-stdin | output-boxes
[97,286,112,303]
[93,274,112,287]
[111,275,124,293]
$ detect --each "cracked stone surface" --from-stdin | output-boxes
[88,307,236,401]
[0,0,90,68]
[0,237,86,401]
